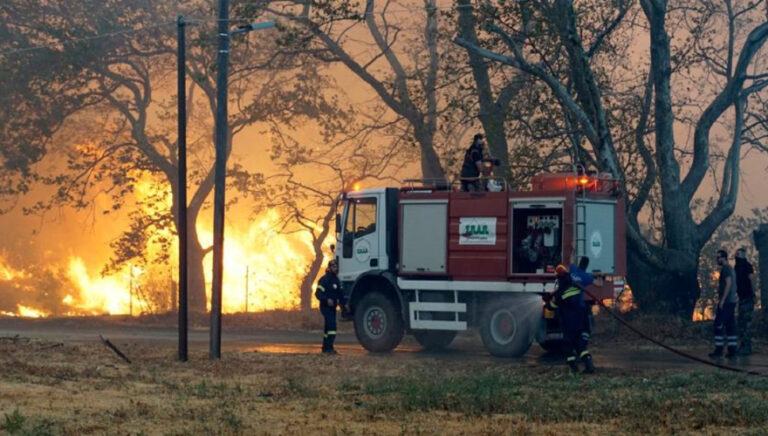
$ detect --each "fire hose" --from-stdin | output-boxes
[583,289,765,377]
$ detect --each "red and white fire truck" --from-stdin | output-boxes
[334,172,626,357]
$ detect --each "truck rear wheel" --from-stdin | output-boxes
[480,297,534,357]
[412,330,457,351]
[354,292,404,352]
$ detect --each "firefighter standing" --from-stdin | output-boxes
[460,133,486,192]
[710,249,739,358]
[734,247,755,356]
[546,264,595,374]
[315,260,346,354]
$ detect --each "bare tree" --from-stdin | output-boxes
[262,0,451,181]
[5,0,346,313]
[455,0,768,317]
[259,117,408,310]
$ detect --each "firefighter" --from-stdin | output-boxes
[546,264,595,374]
[734,247,756,356]
[460,133,486,192]
[315,259,346,354]
[710,249,739,358]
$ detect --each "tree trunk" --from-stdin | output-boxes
[455,0,513,181]
[755,224,768,312]
[300,240,325,312]
[170,176,209,315]
[627,244,700,318]
[186,223,208,314]
[299,205,335,311]
[414,127,446,181]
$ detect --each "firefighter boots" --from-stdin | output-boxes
[582,354,596,374]
[567,359,579,374]
[708,346,724,358]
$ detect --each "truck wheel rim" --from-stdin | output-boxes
[364,306,387,338]
[490,309,517,345]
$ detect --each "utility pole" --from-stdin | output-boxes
[209,4,275,359]
[129,265,133,317]
[210,0,230,360]
[177,15,189,362]
[244,265,249,313]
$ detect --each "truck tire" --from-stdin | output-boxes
[354,292,404,352]
[480,297,534,357]
[412,330,457,351]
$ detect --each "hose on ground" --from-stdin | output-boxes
[584,289,765,377]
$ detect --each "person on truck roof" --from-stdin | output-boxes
[546,264,596,374]
[460,133,486,192]
[315,260,346,354]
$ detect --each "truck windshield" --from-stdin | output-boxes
[345,198,377,238]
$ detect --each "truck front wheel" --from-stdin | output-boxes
[354,292,404,352]
[412,330,457,351]
[480,297,534,357]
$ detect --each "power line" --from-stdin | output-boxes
[0,20,175,57]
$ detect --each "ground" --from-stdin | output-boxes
[1,314,768,435]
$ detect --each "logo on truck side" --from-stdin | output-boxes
[354,239,372,262]
[590,231,603,257]
[459,217,497,245]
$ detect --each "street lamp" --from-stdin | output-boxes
[210,0,275,360]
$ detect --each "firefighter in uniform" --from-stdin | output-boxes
[315,260,346,354]
[546,264,595,374]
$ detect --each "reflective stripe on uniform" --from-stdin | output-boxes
[566,356,576,362]
[562,287,581,300]
[549,301,558,309]
[579,350,590,359]
[317,285,325,291]
[714,335,724,346]
[327,330,337,335]
[727,336,738,346]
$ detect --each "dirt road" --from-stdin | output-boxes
[1,317,766,373]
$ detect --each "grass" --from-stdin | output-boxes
[2,334,768,434]
[352,370,768,433]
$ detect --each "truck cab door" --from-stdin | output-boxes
[338,194,383,282]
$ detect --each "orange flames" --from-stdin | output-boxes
[0,169,325,318]
[0,211,320,318]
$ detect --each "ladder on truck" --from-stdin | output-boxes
[409,290,467,330]
[576,201,587,258]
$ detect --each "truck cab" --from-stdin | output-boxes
[334,173,626,357]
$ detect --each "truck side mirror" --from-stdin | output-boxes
[335,213,341,234]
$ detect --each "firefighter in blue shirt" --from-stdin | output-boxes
[569,256,596,342]
[315,260,346,354]
[546,264,595,374]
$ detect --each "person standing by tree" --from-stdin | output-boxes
[459,133,486,192]
[710,250,739,359]
[734,247,756,356]
[315,260,345,354]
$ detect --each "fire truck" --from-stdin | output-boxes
[334,172,626,357]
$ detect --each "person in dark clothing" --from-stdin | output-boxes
[546,264,595,374]
[569,256,595,338]
[734,247,756,355]
[460,133,486,192]
[710,249,739,358]
[315,260,346,354]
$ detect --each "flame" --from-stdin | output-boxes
[66,258,132,315]
[198,209,320,313]
[17,305,46,318]
[1,171,322,317]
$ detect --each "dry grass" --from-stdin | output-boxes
[2,335,768,435]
